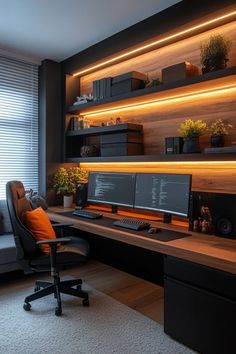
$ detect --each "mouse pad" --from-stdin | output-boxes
[58,211,190,242]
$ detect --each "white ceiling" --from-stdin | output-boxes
[0,0,180,64]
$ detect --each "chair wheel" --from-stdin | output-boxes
[83,298,89,306]
[76,284,82,291]
[55,307,62,316]
[23,303,31,311]
[34,286,40,292]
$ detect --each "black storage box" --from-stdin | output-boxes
[162,62,199,84]
[101,142,143,157]
[100,127,143,157]
[101,132,143,145]
[111,71,146,97]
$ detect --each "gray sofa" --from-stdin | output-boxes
[0,200,19,273]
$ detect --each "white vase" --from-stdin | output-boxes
[63,195,73,208]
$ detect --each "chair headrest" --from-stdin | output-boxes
[16,185,25,199]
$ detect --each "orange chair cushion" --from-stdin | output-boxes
[25,207,57,254]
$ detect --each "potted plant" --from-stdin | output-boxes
[178,119,207,153]
[200,34,232,74]
[209,119,233,147]
[53,167,88,208]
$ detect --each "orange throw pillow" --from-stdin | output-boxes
[25,207,57,254]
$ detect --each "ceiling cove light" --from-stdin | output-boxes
[81,84,236,118]
[73,11,236,77]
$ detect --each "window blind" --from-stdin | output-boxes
[0,55,39,198]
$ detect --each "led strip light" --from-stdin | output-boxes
[73,11,236,77]
[80,84,236,117]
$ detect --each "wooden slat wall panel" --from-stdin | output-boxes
[80,162,236,194]
[76,21,236,195]
[85,90,236,154]
[80,21,236,94]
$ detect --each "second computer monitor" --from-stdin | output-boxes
[134,173,191,220]
[87,172,136,208]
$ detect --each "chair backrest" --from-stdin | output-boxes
[6,181,38,272]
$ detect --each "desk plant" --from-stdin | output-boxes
[53,167,88,207]
[209,119,233,147]
[178,119,207,153]
[200,34,232,74]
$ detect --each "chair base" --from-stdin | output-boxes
[23,276,89,316]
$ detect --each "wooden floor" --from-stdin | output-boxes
[67,259,164,325]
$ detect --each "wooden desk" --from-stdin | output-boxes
[47,206,236,275]
[48,206,236,353]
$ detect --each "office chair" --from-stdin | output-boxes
[6,180,89,316]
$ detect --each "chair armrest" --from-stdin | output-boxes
[51,222,74,237]
[36,237,71,245]
[52,222,73,228]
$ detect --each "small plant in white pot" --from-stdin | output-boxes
[53,167,88,208]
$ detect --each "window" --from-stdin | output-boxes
[0,55,38,198]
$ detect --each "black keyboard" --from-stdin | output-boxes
[113,218,150,231]
[72,210,103,219]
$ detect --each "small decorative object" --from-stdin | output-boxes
[73,94,93,106]
[162,62,199,84]
[145,74,162,88]
[209,119,233,147]
[78,116,84,129]
[178,119,207,153]
[200,206,212,233]
[53,167,88,207]
[83,118,90,129]
[200,34,232,74]
[80,145,99,157]
[107,118,115,126]
[115,117,122,125]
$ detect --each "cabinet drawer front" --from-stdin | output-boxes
[101,132,143,144]
[164,255,236,301]
[164,277,236,354]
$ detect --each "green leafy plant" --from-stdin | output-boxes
[53,167,88,196]
[178,119,207,137]
[209,119,233,136]
[200,34,232,73]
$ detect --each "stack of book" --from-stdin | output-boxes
[68,116,79,130]
[93,78,112,101]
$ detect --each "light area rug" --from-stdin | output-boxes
[0,278,196,354]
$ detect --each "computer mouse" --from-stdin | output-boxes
[147,227,161,234]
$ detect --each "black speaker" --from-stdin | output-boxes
[76,183,88,208]
[165,137,183,154]
[189,191,236,238]
[214,194,236,237]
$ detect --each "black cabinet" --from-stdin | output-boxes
[164,256,236,354]
[65,123,143,160]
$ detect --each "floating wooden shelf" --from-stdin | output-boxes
[67,66,236,116]
[66,153,236,163]
[66,123,142,137]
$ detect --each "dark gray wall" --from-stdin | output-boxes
[39,59,62,204]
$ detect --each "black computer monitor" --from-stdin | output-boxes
[134,173,192,223]
[87,172,136,210]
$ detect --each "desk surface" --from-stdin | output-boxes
[48,207,236,275]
